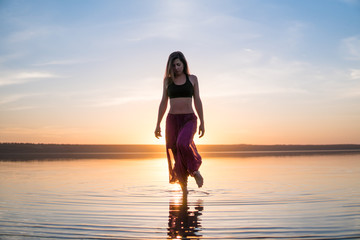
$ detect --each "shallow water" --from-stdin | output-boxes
[0,154,360,239]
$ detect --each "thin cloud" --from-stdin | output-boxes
[201,56,354,100]
[92,95,158,107]
[0,71,59,86]
[350,69,360,80]
[15,72,56,79]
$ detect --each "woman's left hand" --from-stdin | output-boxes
[198,124,205,138]
[154,125,162,139]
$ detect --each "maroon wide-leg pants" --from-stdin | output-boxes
[165,113,202,185]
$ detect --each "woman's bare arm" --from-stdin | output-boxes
[192,75,205,138]
[155,78,169,138]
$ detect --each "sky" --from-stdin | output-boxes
[0,0,360,145]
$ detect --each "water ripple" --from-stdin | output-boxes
[1,157,360,239]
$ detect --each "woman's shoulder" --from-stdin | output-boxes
[188,74,198,86]
[189,74,198,80]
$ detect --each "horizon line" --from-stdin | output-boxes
[1,142,360,146]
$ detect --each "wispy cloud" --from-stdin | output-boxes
[91,95,158,107]
[0,71,59,86]
[14,72,55,79]
[350,69,360,80]
[201,56,357,101]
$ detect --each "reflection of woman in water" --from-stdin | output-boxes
[155,51,204,193]
[168,196,203,239]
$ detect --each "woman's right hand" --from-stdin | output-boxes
[154,126,162,139]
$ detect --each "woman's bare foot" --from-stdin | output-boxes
[193,171,203,188]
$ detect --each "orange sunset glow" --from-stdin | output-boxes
[1,1,359,145]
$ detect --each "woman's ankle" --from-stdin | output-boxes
[191,170,200,177]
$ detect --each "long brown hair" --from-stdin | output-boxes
[164,51,190,84]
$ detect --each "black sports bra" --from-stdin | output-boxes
[167,75,194,99]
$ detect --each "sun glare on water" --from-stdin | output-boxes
[171,183,182,192]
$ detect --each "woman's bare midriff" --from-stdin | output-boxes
[169,98,194,114]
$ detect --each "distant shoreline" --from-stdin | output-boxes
[1,143,360,160]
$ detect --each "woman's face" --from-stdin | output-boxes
[172,58,184,76]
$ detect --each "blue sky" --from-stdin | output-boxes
[0,0,359,144]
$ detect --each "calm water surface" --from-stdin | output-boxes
[0,154,360,239]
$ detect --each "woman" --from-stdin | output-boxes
[155,51,204,193]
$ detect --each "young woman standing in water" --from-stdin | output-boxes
[155,51,204,194]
